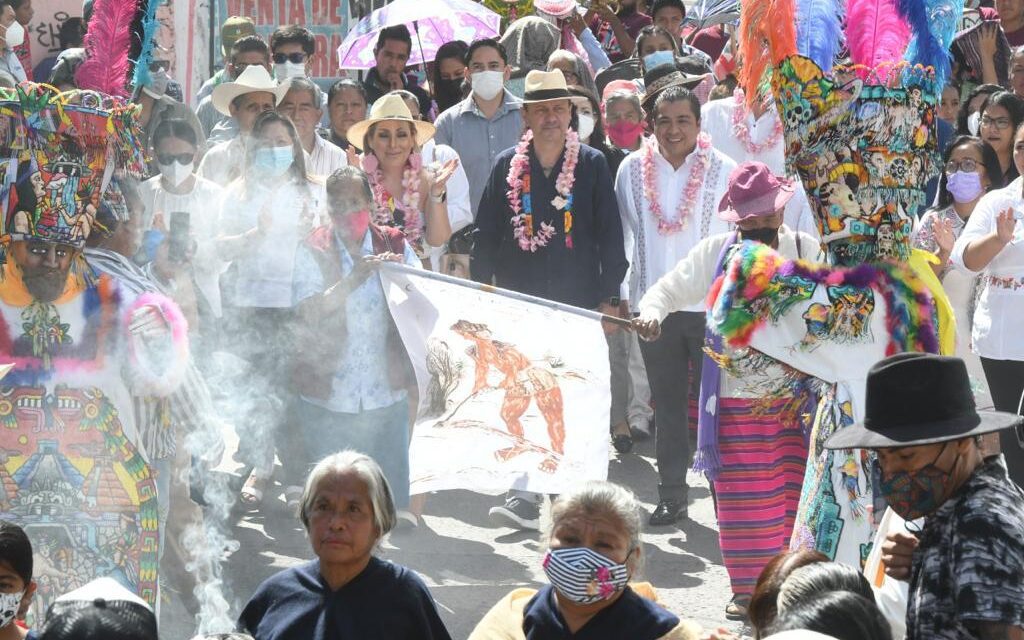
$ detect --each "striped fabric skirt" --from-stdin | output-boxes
[712,397,809,598]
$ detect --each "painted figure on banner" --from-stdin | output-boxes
[0,85,189,619]
[449,320,567,471]
[381,265,612,496]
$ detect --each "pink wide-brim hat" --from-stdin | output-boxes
[718,161,796,222]
[535,0,578,17]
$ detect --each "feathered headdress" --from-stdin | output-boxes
[898,0,960,86]
[0,84,144,273]
[130,0,162,92]
[846,0,910,78]
[737,0,796,106]
[74,0,140,96]
[795,0,845,73]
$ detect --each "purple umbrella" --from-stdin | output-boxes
[337,0,502,69]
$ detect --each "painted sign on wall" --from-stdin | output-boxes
[213,0,358,81]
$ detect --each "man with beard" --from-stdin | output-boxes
[632,161,821,619]
[0,85,189,618]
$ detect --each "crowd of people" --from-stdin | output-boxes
[0,0,1024,637]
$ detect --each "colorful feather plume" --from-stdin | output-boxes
[737,0,798,106]
[131,0,161,91]
[898,0,960,85]
[846,0,909,74]
[75,0,139,97]
[796,0,845,72]
[768,0,798,60]
[708,241,940,356]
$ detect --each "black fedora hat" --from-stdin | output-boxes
[825,353,1024,450]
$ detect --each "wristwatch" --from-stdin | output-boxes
[430,190,447,203]
[605,296,621,307]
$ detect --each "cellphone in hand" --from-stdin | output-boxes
[168,211,191,263]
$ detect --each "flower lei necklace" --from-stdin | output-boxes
[642,132,712,235]
[361,153,423,245]
[506,129,580,252]
[731,88,783,155]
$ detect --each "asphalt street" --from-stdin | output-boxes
[160,431,745,639]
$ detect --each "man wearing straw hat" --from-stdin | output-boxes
[473,69,627,530]
[197,65,291,187]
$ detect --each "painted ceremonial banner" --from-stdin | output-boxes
[379,266,611,496]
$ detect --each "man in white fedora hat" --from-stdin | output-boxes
[197,64,291,187]
[473,69,628,530]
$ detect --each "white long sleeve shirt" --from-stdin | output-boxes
[637,226,822,323]
[614,144,735,311]
[950,181,1024,360]
[637,226,822,399]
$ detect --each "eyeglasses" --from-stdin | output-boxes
[980,115,1012,130]
[944,158,979,174]
[273,52,306,64]
[156,152,194,165]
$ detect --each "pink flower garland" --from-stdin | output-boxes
[506,129,581,252]
[731,88,783,155]
[642,132,712,235]
[361,153,423,245]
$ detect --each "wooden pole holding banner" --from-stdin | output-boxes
[379,262,633,328]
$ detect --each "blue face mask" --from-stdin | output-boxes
[643,50,675,71]
[253,145,294,178]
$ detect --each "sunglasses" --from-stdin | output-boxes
[156,152,194,165]
[273,52,306,64]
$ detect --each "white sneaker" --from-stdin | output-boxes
[396,510,419,530]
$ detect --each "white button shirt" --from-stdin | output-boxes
[304,135,349,179]
[702,97,820,240]
[614,143,735,311]
[950,180,1024,360]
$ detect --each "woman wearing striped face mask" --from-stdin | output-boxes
[469,482,702,639]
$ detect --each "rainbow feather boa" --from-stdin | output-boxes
[707,241,940,355]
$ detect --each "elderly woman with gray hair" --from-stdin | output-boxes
[468,481,701,639]
[239,451,452,640]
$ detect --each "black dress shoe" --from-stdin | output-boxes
[612,433,633,453]
[649,499,687,525]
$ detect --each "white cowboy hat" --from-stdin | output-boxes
[523,69,574,104]
[345,94,436,151]
[211,65,291,117]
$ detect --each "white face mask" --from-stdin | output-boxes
[577,113,595,140]
[968,111,981,136]
[159,160,194,188]
[471,70,505,101]
[275,61,306,81]
[2,20,24,49]
[0,590,24,629]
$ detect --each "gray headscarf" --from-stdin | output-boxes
[500,17,560,79]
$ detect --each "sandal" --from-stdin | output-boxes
[724,594,750,620]
[240,468,270,506]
